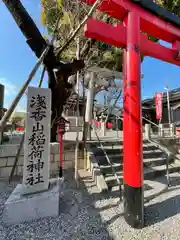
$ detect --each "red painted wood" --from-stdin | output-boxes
[81,0,127,20]
[84,18,180,66]
[123,12,143,188]
[59,133,63,169]
[81,0,180,43]
[84,20,125,48]
[172,41,180,50]
[172,41,180,60]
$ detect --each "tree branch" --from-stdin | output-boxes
[80,39,96,58]
[55,0,102,57]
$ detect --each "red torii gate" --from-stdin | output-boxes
[81,0,180,228]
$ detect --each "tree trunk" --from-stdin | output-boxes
[2,0,85,142]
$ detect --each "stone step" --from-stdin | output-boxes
[91,139,152,148]
[92,148,121,156]
[92,144,159,154]
[110,181,155,194]
[109,176,172,200]
[99,157,170,174]
[104,164,180,189]
[91,140,123,147]
[96,151,164,165]
[93,141,156,148]
[100,163,122,173]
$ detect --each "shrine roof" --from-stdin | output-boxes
[142,88,180,108]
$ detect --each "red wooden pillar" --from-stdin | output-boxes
[59,132,63,178]
[123,11,144,228]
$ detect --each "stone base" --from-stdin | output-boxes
[3,178,62,225]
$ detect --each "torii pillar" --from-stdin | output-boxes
[123,12,143,228]
[80,0,180,229]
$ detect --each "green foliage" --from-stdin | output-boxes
[155,0,180,16]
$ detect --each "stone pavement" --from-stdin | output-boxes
[0,170,180,239]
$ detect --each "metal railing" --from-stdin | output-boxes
[143,116,178,139]
[142,117,180,186]
[90,116,180,198]
[145,138,173,186]
[93,124,123,200]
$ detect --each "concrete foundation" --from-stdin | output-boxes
[3,178,61,225]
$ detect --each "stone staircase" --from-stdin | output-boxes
[90,139,180,191]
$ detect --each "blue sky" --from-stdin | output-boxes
[0,0,180,111]
[0,0,47,111]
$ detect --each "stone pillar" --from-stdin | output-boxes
[159,124,164,137]
[170,123,175,137]
[145,124,151,139]
[101,121,106,137]
[22,86,51,195]
[85,72,95,139]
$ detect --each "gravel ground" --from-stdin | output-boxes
[1,170,180,239]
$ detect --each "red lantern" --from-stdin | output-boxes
[57,117,70,135]
[57,117,70,178]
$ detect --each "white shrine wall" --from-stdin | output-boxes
[0,142,79,178]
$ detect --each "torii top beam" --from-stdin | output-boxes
[133,0,180,28]
[84,18,180,66]
[81,0,180,66]
[81,0,180,43]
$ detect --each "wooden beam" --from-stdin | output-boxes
[81,0,180,43]
[84,18,180,66]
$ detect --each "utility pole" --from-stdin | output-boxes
[164,86,171,125]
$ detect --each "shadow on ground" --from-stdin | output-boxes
[145,194,180,226]
[145,175,180,227]
[3,170,180,238]
[0,169,121,240]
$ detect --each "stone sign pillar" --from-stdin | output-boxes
[3,86,61,225]
[22,86,51,194]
